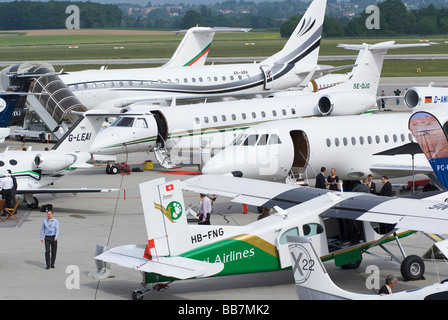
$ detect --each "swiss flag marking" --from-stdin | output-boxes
[166,184,174,192]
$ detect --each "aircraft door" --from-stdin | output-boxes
[290,130,310,174]
[260,65,274,90]
[152,111,168,147]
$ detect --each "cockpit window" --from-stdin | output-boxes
[258,134,268,146]
[268,134,282,145]
[136,118,148,128]
[243,134,259,146]
[232,134,247,146]
[111,117,134,127]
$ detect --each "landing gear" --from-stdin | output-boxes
[400,255,425,281]
[131,282,170,300]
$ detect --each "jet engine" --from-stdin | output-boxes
[404,87,448,109]
[34,152,76,172]
[317,92,377,116]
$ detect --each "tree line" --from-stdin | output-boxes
[0,0,447,37]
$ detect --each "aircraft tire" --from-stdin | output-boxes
[110,165,118,174]
[132,289,144,300]
[401,255,425,281]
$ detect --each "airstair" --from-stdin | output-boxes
[154,145,177,169]
[286,167,309,186]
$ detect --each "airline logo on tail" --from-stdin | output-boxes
[154,201,183,223]
[296,18,316,37]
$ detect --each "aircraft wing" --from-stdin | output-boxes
[182,174,448,234]
[95,244,224,279]
[17,187,119,194]
[369,163,433,176]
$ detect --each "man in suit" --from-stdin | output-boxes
[315,167,326,189]
[378,274,397,295]
[367,174,376,194]
[379,176,393,196]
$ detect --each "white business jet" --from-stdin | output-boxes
[0,110,118,208]
[288,235,448,300]
[89,41,422,169]
[52,0,329,110]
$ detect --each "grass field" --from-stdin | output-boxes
[0,29,447,77]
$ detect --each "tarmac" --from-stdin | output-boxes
[1,83,448,304]
[0,137,447,303]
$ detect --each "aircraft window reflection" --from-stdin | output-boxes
[303,223,324,237]
[135,118,148,128]
[233,134,247,146]
[258,134,268,146]
[111,117,134,127]
[280,227,299,245]
[268,134,281,145]
[243,134,258,146]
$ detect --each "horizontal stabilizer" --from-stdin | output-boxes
[95,245,224,280]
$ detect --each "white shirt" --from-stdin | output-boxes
[1,176,13,190]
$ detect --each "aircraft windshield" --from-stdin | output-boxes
[111,117,135,127]
[232,133,282,146]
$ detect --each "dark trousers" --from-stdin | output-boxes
[44,235,57,267]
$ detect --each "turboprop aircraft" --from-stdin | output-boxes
[0,110,119,208]
[287,235,448,300]
[89,41,424,169]
[35,0,329,111]
[93,164,448,300]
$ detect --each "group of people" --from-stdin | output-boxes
[315,167,393,196]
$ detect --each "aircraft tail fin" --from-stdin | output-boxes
[287,236,351,300]
[409,111,448,189]
[139,178,191,259]
[164,27,251,68]
[0,93,25,127]
[261,0,326,67]
[51,110,106,154]
[336,41,429,97]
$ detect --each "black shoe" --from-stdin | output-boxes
[46,266,50,270]
[51,265,55,268]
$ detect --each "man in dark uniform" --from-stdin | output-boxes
[379,176,392,196]
[315,167,326,189]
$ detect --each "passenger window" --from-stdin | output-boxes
[367,136,373,144]
[303,223,324,237]
[335,138,340,147]
[272,110,277,116]
[375,135,380,144]
[242,113,247,120]
[351,137,356,145]
[280,227,299,245]
[222,115,226,121]
[359,136,364,145]
[401,134,406,142]
[252,112,256,119]
[222,76,226,81]
[231,114,236,120]
[291,108,296,115]
[204,116,209,123]
[184,78,188,83]
[261,111,266,118]
[326,138,331,147]
[282,109,286,116]
[408,133,413,141]
[195,117,200,124]
[393,134,398,142]
[343,137,348,146]
[213,116,217,122]
[384,135,389,143]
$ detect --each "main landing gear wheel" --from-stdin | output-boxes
[400,255,425,281]
[132,289,144,301]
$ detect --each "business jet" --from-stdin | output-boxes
[0,93,26,141]
[0,110,118,208]
[89,41,423,169]
[201,108,435,183]
[93,162,448,299]
[29,0,328,111]
[288,235,448,300]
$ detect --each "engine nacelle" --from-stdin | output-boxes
[34,152,76,172]
[317,92,377,116]
[404,87,448,109]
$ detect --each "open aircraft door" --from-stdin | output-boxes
[260,65,274,90]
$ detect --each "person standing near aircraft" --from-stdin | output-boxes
[379,176,393,196]
[352,178,370,193]
[1,171,15,210]
[327,168,339,191]
[198,194,211,225]
[40,206,59,269]
[378,275,398,295]
[315,167,327,189]
[394,88,401,105]
[367,174,376,194]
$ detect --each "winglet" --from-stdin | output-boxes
[409,111,448,189]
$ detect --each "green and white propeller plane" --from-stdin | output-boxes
[94,169,448,300]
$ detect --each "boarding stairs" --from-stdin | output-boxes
[286,167,309,186]
[154,144,177,169]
